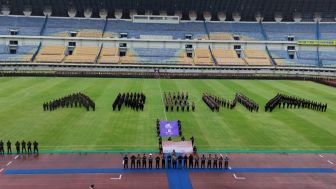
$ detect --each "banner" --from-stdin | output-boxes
[162,141,193,154]
[159,120,179,137]
[297,40,336,46]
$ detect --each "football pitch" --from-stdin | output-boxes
[0,77,335,152]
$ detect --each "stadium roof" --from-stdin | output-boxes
[2,0,335,21]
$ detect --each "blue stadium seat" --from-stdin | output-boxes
[263,23,316,41]
[0,45,38,62]
[319,23,336,40]
[44,18,104,36]
[0,16,44,36]
[131,48,183,64]
[105,20,207,40]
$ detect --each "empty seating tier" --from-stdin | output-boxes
[120,48,188,65]
[193,48,214,66]
[98,47,120,64]
[35,46,66,63]
[44,18,104,37]
[64,47,100,64]
[0,45,38,62]
[212,49,246,66]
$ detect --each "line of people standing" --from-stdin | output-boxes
[0,140,39,155]
[123,153,229,169]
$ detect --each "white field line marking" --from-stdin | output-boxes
[327,160,334,165]
[233,173,246,180]
[0,168,4,173]
[110,174,122,180]
[14,155,19,159]
[158,82,168,120]
[6,161,12,166]
[319,154,324,158]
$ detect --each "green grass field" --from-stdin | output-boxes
[0,77,335,152]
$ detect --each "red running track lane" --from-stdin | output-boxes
[1,153,336,189]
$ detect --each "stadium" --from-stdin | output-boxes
[0,0,335,188]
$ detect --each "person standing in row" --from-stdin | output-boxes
[21,140,27,154]
[148,154,153,169]
[15,141,20,154]
[27,141,32,154]
[131,154,136,169]
[123,155,129,169]
[224,155,229,169]
[155,155,160,169]
[136,154,141,168]
[201,154,206,168]
[161,155,166,168]
[33,141,39,154]
[7,140,11,154]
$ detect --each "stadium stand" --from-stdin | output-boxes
[104,20,207,40]
[98,47,120,64]
[212,49,246,66]
[318,51,336,67]
[269,50,319,66]
[0,45,38,62]
[319,23,336,40]
[64,46,100,63]
[193,48,214,65]
[119,48,188,65]
[43,18,104,37]
[206,22,264,41]
[263,23,316,41]
[0,15,44,36]
[35,46,66,63]
[243,50,272,65]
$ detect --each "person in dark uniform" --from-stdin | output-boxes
[188,154,194,169]
[155,155,160,169]
[123,155,129,169]
[21,140,27,154]
[207,154,212,168]
[131,154,136,169]
[183,154,188,168]
[0,140,4,155]
[224,155,229,169]
[33,141,39,154]
[219,155,223,169]
[7,140,11,154]
[15,141,20,154]
[194,155,199,168]
[213,154,218,168]
[161,155,166,169]
[142,154,147,168]
[178,155,183,168]
[201,154,206,168]
[172,154,177,169]
[167,154,172,168]
[136,154,141,168]
[148,154,153,169]
[27,141,32,154]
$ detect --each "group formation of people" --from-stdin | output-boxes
[202,93,237,111]
[235,93,259,112]
[163,92,195,112]
[42,92,95,111]
[265,94,327,112]
[123,153,229,169]
[112,92,146,111]
[203,93,259,112]
[0,140,39,155]
[156,119,182,137]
